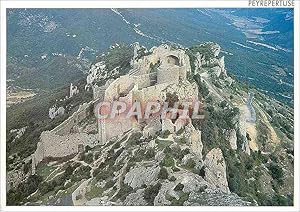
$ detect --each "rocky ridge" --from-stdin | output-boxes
[7,42,294,206]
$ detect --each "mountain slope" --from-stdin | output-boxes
[6,42,294,206]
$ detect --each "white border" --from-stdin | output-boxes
[0,1,299,212]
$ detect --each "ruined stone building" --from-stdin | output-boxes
[96,44,199,145]
[31,102,98,173]
[31,44,200,170]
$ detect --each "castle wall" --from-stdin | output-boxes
[32,131,98,167]
[157,66,180,84]
[105,74,150,101]
[53,102,93,136]
[31,44,198,172]
[132,83,169,104]
[98,82,170,144]
[101,116,137,143]
[162,81,199,102]
[31,101,96,170]
[132,45,191,77]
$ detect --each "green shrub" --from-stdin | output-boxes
[39,181,54,196]
[169,176,176,181]
[23,161,31,174]
[135,149,146,162]
[167,192,189,206]
[84,153,94,164]
[185,158,196,170]
[172,145,184,160]
[7,175,42,205]
[158,167,169,179]
[126,132,143,147]
[161,130,171,139]
[115,182,133,201]
[268,162,284,185]
[71,165,91,181]
[145,148,155,160]
[161,154,174,167]
[163,146,172,154]
[85,146,92,152]
[143,183,162,205]
[105,179,115,189]
[95,169,112,181]
[174,183,184,191]
[194,74,209,98]
[176,128,184,135]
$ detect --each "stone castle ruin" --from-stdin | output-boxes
[96,44,198,144]
[31,102,98,173]
[31,43,200,170]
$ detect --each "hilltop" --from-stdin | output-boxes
[6,42,294,206]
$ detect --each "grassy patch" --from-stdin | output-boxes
[166,191,189,206]
[85,180,104,200]
[36,163,56,180]
[155,139,172,150]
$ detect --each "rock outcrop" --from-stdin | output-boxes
[124,189,147,206]
[227,129,238,150]
[187,191,251,206]
[6,169,25,192]
[69,83,79,98]
[184,123,203,158]
[203,148,230,193]
[124,165,160,189]
[49,106,65,119]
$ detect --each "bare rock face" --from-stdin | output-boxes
[154,181,174,206]
[69,83,79,98]
[49,106,65,119]
[6,169,25,192]
[242,139,251,155]
[218,56,226,75]
[124,165,160,189]
[143,117,162,138]
[186,190,252,206]
[194,52,204,73]
[185,123,203,158]
[203,148,230,193]
[174,171,211,193]
[227,129,237,150]
[211,43,221,57]
[130,42,143,66]
[124,189,147,206]
[85,196,115,206]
